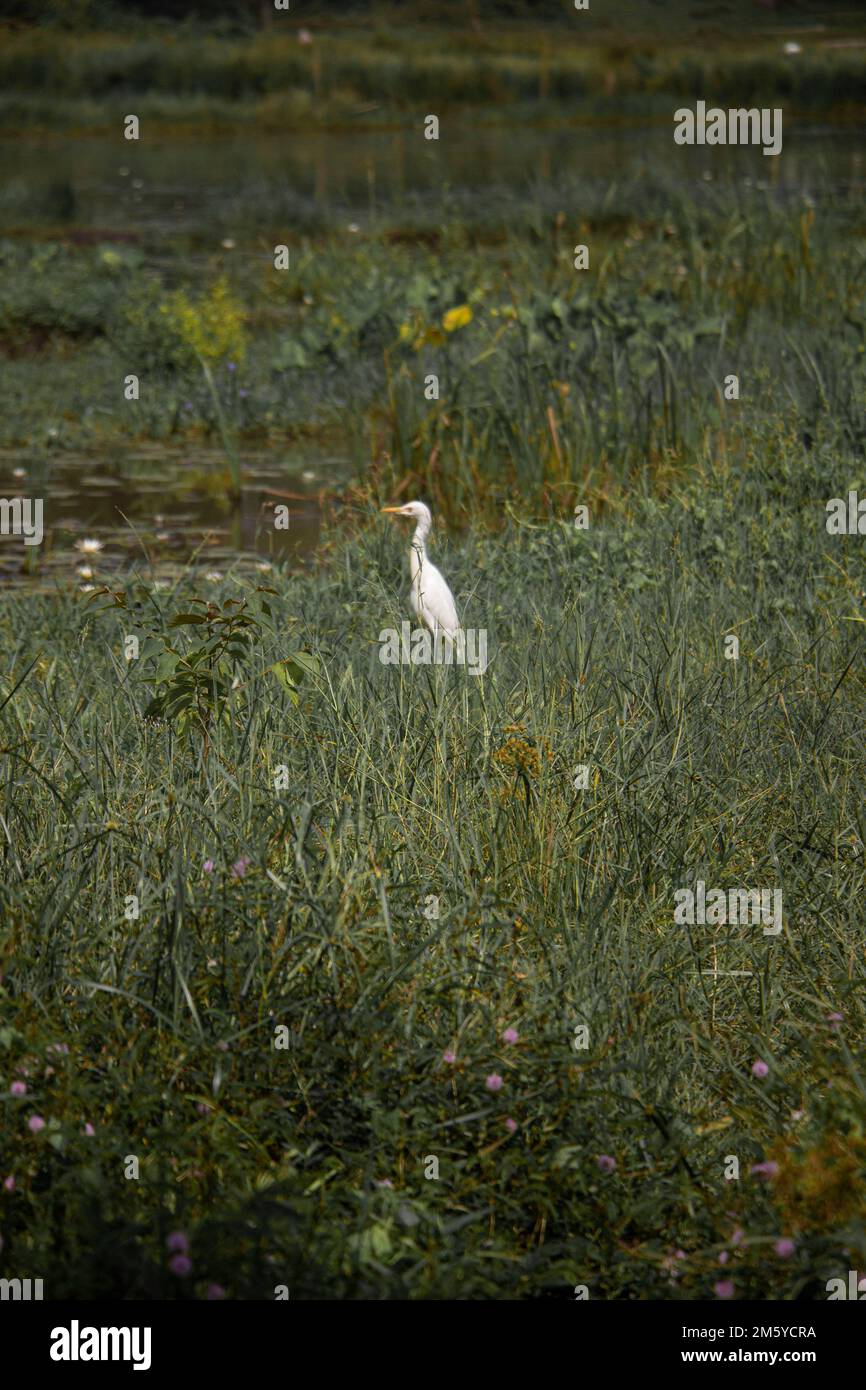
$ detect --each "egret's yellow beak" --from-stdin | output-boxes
[381,506,405,514]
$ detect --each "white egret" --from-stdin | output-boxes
[381,500,460,645]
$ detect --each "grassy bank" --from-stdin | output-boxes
[1,425,864,1297]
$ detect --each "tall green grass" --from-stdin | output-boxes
[1,419,864,1297]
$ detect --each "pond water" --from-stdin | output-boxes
[0,445,338,590]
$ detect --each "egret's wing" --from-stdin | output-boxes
[417,562,460,639]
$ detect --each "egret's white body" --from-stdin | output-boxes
[381,500,460,643]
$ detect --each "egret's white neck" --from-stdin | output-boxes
[409,517,431,579]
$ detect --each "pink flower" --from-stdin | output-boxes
[774,1238,796,1258]
[169,1254,192,1277]
[3,1176,14,1192]
[504,1117,517,1134]
[731,1227,745,1245]
[442,1050,456,1064]
[82,1122,95,1137]
[751,1060,769,1078]
[231,858,250,878]
[597,1154,616,1174]
[485,1073,503,1092]
[27,1115,45,1133]
[501,1028,519,1045]
[206,1284,226,1300]
[714,1280,735,1300]
[375,1178,393,1188]
[827,1012,843,1030]
[750,1161,779,1180]
[297,28,313,44]
[167,1231,189,1254]
[10,1081,26,1097]
[203,859,215,874]
[718,1250,729,1265]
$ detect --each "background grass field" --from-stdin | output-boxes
[1,0,865,1299]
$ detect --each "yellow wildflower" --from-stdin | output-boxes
[161,276,247,365]
[442,304,473,333]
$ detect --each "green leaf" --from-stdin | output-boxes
[270,662,300,703]
[268,650,319,702]
[370,1224,392,1258]
[286,650,320,677]
[153,652,179,683]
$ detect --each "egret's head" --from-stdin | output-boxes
[381,500,432,529]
